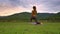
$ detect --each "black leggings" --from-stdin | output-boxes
[30,16,38,22]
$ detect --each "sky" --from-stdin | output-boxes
[0,0,60,16]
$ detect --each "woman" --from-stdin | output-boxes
[30,6,40,24]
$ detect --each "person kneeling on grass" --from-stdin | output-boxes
[30,6,40,24]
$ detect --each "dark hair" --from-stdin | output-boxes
[33,6,36,9]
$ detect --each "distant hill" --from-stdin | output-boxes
[0,12,60,22]
[48,12,60,21]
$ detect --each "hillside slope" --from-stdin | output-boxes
[0,12,60,21]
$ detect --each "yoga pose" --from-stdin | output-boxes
[30,6,40,24]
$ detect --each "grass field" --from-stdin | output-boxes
[0,21,60,34]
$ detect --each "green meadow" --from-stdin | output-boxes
[0,21,60,34]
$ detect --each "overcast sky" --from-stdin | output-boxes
[0,0,60,16]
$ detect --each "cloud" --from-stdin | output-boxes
[0,0,60,16]
[0,0,60,11]
[19,0,60,12]
[0,0,20,7]
[41,0,60,11]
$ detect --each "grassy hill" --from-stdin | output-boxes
[48,12,60,21]
[0,12,60,22]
